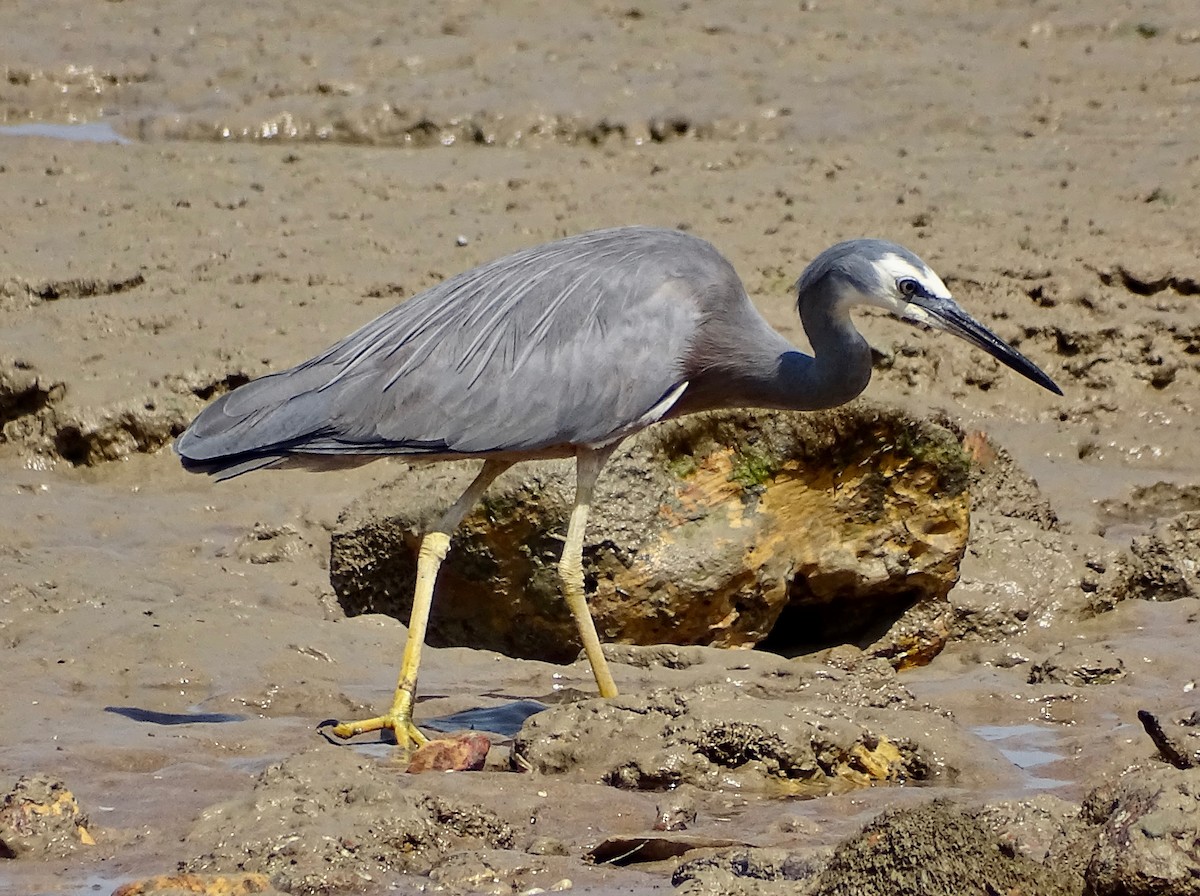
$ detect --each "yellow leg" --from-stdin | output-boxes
[328,532,448,747]
[559,447,619,699]
[329,459,510,748]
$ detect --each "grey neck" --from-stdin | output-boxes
[792,294,873,410]
[675,286,874,416]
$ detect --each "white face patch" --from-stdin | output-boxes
[865,252,953,325]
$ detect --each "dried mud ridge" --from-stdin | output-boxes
[1,271,147,303]
[1098,265,1200,297]
[0,355,246,467]
[147,110,745,150]
[5,62,760,149]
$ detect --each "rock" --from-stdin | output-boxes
[184,747,514,893]
[947,429,1081,640]
[331,405,971,668]
[960,429,1059,529]
[1081,766,1200,896]
[807,801,1083,896]
[950,514,1079,639]
[232,522,307,564]
[973,794,1085,863]
[0,357,63,445]
[1028,644,1127,686]
[653,788,698,831]
[111,874,284,896]
[425,849,568,896]
[1100,512,1200,606]
[672,846,823,895]
[0,774,95,859]
[407,733,492,773]
[510,681,950,794]
[48,399,194,466]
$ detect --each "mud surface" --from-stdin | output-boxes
[2,1,1200,894]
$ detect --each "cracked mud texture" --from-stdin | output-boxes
[183,749,516,895]
[2,0,1200,894]
[511,680,942,795]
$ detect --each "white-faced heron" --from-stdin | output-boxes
[175,226,1061,748]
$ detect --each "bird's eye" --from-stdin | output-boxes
[897,277,920,299]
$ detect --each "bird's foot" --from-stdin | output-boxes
[324,713,429,750]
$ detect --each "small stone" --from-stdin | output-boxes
[0,774,94,859]
[654,790,698,831]
[527,836,570,856]
[1028,646,1127,686]
[111,873,282,896]
[407,733,491,773]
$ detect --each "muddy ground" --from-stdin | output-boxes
[2,1,1199,894]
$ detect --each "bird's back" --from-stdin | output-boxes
[176,227,755,477]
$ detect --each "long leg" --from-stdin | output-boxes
[329,458,512,747]
[559,445,619,698]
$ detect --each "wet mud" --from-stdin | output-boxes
[2,0,1200,894]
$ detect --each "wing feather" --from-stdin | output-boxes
[176,227,743,474]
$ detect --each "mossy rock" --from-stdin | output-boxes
[330,403,971,667]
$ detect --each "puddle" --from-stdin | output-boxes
[423,699,547,737]
[104,706,247,725]
[0,121,132,144]
[8,872,131,896]
[973,723,1071,790]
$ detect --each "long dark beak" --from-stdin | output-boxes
[911,295,1063,396]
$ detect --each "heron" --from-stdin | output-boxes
[175,226,1061,748]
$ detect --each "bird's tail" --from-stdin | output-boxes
[174,366,335,479]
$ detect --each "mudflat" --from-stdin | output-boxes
[1,2,1198,894]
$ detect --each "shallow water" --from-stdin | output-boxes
[973,724,1072,791]
[0,122,131,144]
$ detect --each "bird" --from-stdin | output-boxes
[175,225,1061,749]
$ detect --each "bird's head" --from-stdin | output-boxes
[797,239,1062,396]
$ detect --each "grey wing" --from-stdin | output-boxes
[176,228,717,474]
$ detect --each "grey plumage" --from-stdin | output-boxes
[180,228,710,475]
[177,226,1058,479]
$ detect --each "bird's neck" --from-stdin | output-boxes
[778,300,873,411]
[674,297,874,416]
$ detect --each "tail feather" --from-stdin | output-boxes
[175,366,336,477]
[176,449,284,480]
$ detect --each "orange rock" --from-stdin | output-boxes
[334,406,971,668]
[961,429,998,466]
[0,774,94,858]
[111,872,280,896]
[407,733,491,773]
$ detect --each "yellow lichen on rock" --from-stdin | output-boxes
[332,404,973,666]
[0,774,95,858]
[111,873,281,896]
